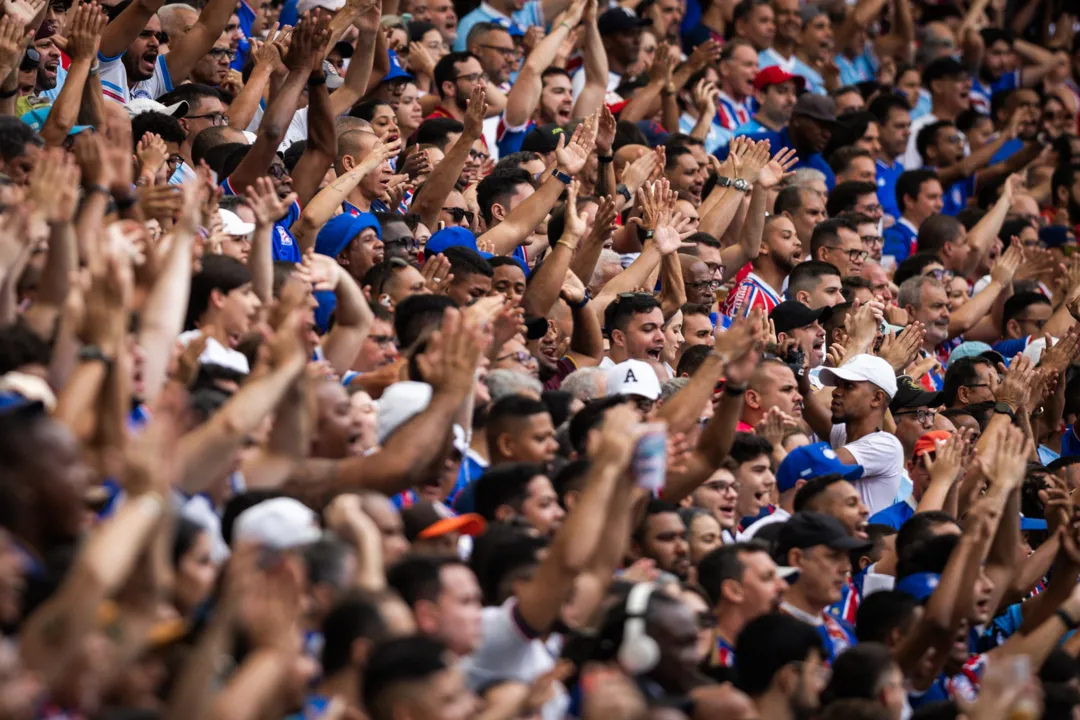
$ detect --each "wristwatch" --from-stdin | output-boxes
[716,176,752,193]
[615,183,632,203]
[551,168,572,184]
[79,345,113,367]
[993,401,1016,420]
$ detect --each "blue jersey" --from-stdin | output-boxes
[970,70,1019,114]
[883,218,918,263]
[909,654,987,710]
[875,158,904,220]
[991,336,1030,359]
[869,499,915,530]
[221,177,302,262]
[941,176,975,216]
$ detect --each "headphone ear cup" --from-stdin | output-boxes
[617,618,661,675]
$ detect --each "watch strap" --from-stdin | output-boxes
[715,175,733,188]
[616,183,632,202]
[551,168,572,184]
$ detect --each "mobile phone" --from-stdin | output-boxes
[632,422,667,494]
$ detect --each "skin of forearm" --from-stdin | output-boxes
[1004,535,1058,607]
[618,79,664,124]
[506,29,569,127]
[731,184,767,266]
[94,345,131,470]
[138,232,194,405]
[305,83,335,156]
[79,72,107,128]
[413,129,478,230]
[210,650,292,720]
[521,242,573,318]
[963,194,1011,275]
[657,354,724,435]
[661,93,679,133]
[229,64,273,131]
[567,302,604,360]
[75,197,107,268]
[330,29,377,116]
[53,362,108,440]
[985,489,1021,612]
[42,58,91,146]
[35,221,76,310]
[176,356,306,494]
[690,110,712,141]
[572,24,607,118]
[248,227,273,305]
[658,253,686,319]
[552,464,623,573]
[942,134,1008,187]
[165,598,236,720]
[481,176,564,256]
[948,281,1002,336]
[569,231,606,285]
[323,276,373,374]
[699,188,743,245]
[295,164,371,252]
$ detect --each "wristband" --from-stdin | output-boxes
[616,183,632,202]
[559,21,572,30]
[1058,608,1080,630]
[597,154,613,164]
[86,184,110,196]
[567,288,591,310]
[723,382,748,395]
[993,401,1016,420]
[551,168,572,184]
[114,194,137,211]
[79,344,113,366]
[308,73,326,86]
[0,87,16,99]
[556,238,577,251]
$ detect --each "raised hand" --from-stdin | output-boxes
[620,150,661,197]
[554,116,595,176]
[995,353,1036,412]
[693,78,717,117]
[561,179,586,241]
[560,270,587,306]
[1038,330,1080,377]
[463,84,488,140]
[67,0,107,61]
[923,431,966,486]
[407,41,436,78]
[0,15,32,80]
[979,423,1032,492]
[136,132,169,179]
[755,406,800,447]
[686,38,721,72]
[244,176,296,227]
[421,253,452,293]
[756,147,798,189]
[1,0,45,27]
[595,104,616,155]
[284,12,324,72]
[736,140,772,184]
[586,403,641,470]
[989,240,1022,287]
[877,322,925,372]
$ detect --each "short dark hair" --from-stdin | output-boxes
[896,169,940,216]
[0,321,52,375]
[867,93,910,125]
[955,108,992,135]
[893,251,944,287]
[1003,291,1052,332]
[192,130,241,169]
[393,293,458,349]
[407,20,437,42]
[676,344,712,377]
[941,356,995,407]
[787,260,840,299]
[792,473,846,512]
[774,185,808,215]
[476,167,533,225]
[387,555,464,608]
[824,642,899,704]
[1052,164,1080,206]
[0,116,43,162]
[415,118,465,150]
[442,245,493,280]
[825,181,877,217]
[730,432,773,465]
[185,254,252,330]
[894,510,958,563]
[351,98,393,122]
[736,613,824,696]
[854,590,918,643]
[810,216,860,259]
[602,292,661,337]
[896,532,958,579]
[686,231,721,249]
[697,541,771,606]
[841,275,872,302]
[130,110,186,147]
[362,636,454,720]
[828,146,873,176]
[433,51,479,98]
[916,120,955,164]
[473,462,546,521]
[567,396,629,454]
[495,150,542,172]
[320,593,389,676]
[664,144,694,171]
[916,214,964,256]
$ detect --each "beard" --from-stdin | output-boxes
[454,91,469,111]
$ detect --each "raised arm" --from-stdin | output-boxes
[162,0,237,84]
[521,179,586,318]
[947,244,1018,338]
[571,0,606,119]
[41,4,104,145]
[321,260,375,375]
[504,2,581,127]
[329,0,383,117]
[289,34,338,207]
[99,0,166,60]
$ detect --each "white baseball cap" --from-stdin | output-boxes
[818,354,898,399]
[218,208,255,237]
[233,497,322,549]
[605,359,662,401]
[376,381,432,443]
[297,0,344,12]
[1022,336,1057,366]
[127,97,188,118]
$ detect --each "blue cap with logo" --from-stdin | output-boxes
[896,572,941,602]
[775,441,864,493]
[382,49,414,84]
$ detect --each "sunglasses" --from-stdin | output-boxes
[443,207,474,224]
[139,29,169,44]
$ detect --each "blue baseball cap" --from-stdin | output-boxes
[896,572,940,602]
[495,18,526,37]
[1020,515,1048,532]
[382,49,414,84]
[314,212,381,259]
[775,441,863,493]
[425,226,493,258]
[946,341,1006,369]
[20,107,93,136]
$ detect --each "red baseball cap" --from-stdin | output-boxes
[913,430,952,457]
[753,66,806,92]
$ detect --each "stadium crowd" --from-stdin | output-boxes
[3,0,1080,716]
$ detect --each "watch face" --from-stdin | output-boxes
[734,179,750,191]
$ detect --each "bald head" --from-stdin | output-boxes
[336,129,378,170]
[158,3,199,47]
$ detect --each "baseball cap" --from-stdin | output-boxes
[791,94,839,124]
[315,212,382,259]
[401,500,487,542]
[922,57,967,86]
[425,226,480,256]
[297,0,344,13]
[20,107,93,136]
[818,354,898,400]
[1040,225,1076,249]
[606,359,662,401]
[753,66,805,92]
[895,572,940,602]
[218,208,254,237]
[520,123,567,154]
[1022,336,1057,366]
[775,442,864,493]
[889,375,942,414]
[597,7,652,34]
[946,341,1005,368]
[492,17,525,37]
[769,300,831,335]
[912,430,951,458]
[376,381,433,443]
[126,97,189,118]
[775,512,873,561]
[382,48,414,84]
[233,497,322,550]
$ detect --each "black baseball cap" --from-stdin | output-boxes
[598,7,652,34]
[769,300,832,335]
[923,57,968,86]
[520,123,567,153]
[889,375,942,414]
[775,513,873,563]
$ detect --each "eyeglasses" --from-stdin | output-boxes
[861,234,884,247]
[454,71,486,84]
[496,351,534,364]
[858,203,883,215]
[208,47,238,60]
[926,268,954,281]
[166,154,184,170]
[443,207,474,224]
[139,29,169,44]
[704,261,725,276]
[697,611,717,630]
[187,111,229,127]
[831,247,869,262]
[632,396,655,413]
[963,382,992,390]
[894,408,936,424]
[268,164,289,180]
[702,479,740,494]
[476,43,517,58]
[468,149,489,162]
[369,334,396,348]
